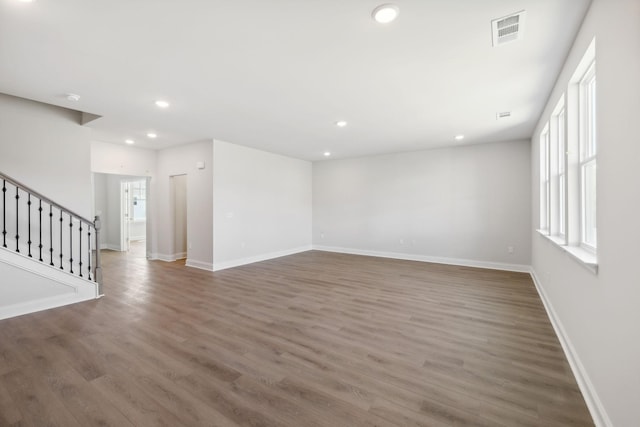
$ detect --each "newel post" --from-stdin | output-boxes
[94,215,103,295]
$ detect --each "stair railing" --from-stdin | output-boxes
[0,171,102,295]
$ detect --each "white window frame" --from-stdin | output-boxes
[557,107,566,238]
[579,61,597,251]
[539,125,550,232]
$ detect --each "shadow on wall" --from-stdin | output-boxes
[170,174,187,260]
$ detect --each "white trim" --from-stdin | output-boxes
[540,124,551,230]
[185,259,213,271]
[0,247,99,294]
[529,268,611,427]
[0,292,97,321]
[536,230,597,274]
[150,253,175,262]
[100,243,121,251]
[312,245,530,273]
[213,245,313,272]
[149,252,187,262]
[0,248,100,320]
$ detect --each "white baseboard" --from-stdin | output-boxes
[149,252,187,262]
[185,259,213,271]
[148,252,211,271]
[149,253,179,262]
[312,245,530,273]
[213,245,312,272]
[0,292,97,321]
[100,243,121,251]
[529,268,611,427]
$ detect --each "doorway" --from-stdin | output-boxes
[170,174,187,260]
[121,179,147,255]
[93,173,149,259]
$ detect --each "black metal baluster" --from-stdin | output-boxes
[2,180,6,248]
[69,214,74,274]
[59,210,63,269]
[49,205,54,265]
[38,200,43,262]
[27,194,32,257]
[87,227,92,281]
[79,221,83,277]
[15,187,19,252]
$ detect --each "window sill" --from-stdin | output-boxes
[536,229,598,275]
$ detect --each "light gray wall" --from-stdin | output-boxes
[0,259,73,307]
[156,140,213,268]
[91,140,212,266]
[0,93,92,217]
[91,140,157,177]
[531,0,640,425]
[0,251,97,320]
[313,140,531,269]
[213,140,312,270]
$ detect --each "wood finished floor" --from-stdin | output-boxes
[0,250,594,426]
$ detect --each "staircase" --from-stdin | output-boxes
[0,171,102,320]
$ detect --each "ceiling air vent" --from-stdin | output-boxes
[496,111,511,120]
[492,10,526,47]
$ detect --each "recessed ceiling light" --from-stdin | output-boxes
[336,120,348,128]
[155,100,170,108]
[18,0,35,3]
[455,135,465,141]
[147,132,157,139]
[324,152,332,157]
[372,4,399,24]
[125,139,135,145]
[65,93,80,102]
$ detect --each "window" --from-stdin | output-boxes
[580,62,596,250]
[131,180,147,221]
[539,125,550,232]
[541,97,566,240]
[557,107,566,237]
[537,38,596,271]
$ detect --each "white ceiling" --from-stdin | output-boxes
[0,0,591,160]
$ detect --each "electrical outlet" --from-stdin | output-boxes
[507,246,514,254]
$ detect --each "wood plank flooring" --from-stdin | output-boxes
[0,249,594,426]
